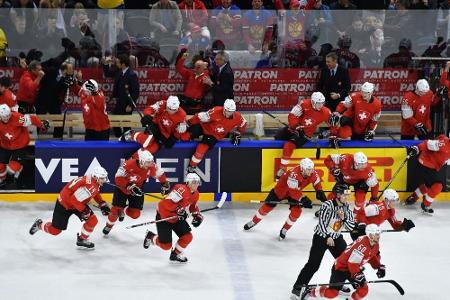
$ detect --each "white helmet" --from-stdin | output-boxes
[138,149,154,166]
[361,82,374,101]
[185,172,201,184]
[353,152,368,169]
[224,99,236,112]
[166,95,180,111]
[415,79,430,95]
[92,166,108,182]
[0,104,11,123]
[365,223,382,235]
[300,158,314,176]
[382,189,399,203]
[311,92,325,110]
[82,79,99,94]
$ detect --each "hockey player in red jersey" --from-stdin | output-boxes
[0,77,18,112]
[275,92,331,179]
[135,95,188,154]
[401,79,439,140]
[404,134,450,213]
[325,152,379,212]
[301,224,385,300]
[143,173,202,263]
[244,158,327,240]
[351,189,415,240]
[29,167,110,249]
[102,150,170,235]
[328,82,381,148]
[185,99,247,173]
[79,79,110,140]
[0,104,49,186]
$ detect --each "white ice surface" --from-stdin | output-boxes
[0,202,449,300]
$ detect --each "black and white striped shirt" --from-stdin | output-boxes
[314,199,355,239]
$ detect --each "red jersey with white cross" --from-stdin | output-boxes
[336,92,382,134]
[0,112,42,150]
[401,91,436,136]
[115,158,167,195]
[417,134,450,171]
[80,90,110,131]
[143,100,187,138]
[274,165,323,200]
[157,183,200,224]
[288,99,331,138]
[355,201,402,230]
[335,235,382,276]
[59,175,104,212]
[188,106,247,140]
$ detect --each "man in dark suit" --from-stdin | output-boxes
[103,54,140,137]
[317,52,351,112]
[208,51,234,107]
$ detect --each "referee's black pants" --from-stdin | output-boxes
[293,233,347,290]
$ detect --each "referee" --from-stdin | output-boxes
[291,184,355,299]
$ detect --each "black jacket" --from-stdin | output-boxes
[211,62,234,106]
[103,64,140,113]
[317,65,351,112]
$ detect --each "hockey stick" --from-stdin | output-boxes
[303,279,405,296]
[376,155,410,200]
[250,200,321,207]
[262,110,321,159]
[60,87,70,141]
[126,192,228,229]
[341,229,403,233]
[104,182,164,200]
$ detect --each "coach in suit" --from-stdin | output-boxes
[103,54,139,137]
[209,51,234,107]
[317,52,351,112]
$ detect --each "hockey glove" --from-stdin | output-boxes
[316,190,327,203]
[63,76,75,88]
[329,114,341,127]
[230,131,241,146]
[400,218,415,232]
[80,206,92,221]
[40,120,50,133]
[176,207,188,221]
[414,122,428,136]
[191,213,204,228]
[331,167,344,183]
[119,130,134,142]
[407,146,419,157]
[160,181,171,195]
[127,184,143,197]
[299,196,313,209]
[350,223,366,240]
[140,115,153,127]
[364,130,375,142]
[98,202,111,216]
[351,272,366,288]
[376,265,386,278]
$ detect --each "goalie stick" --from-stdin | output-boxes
[303,279,405,296]
[126,192,228,229]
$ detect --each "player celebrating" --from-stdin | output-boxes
[325,152,379,212]
[244,158,327,240]
[404,134,450,213]
[328,82,381,147]
[143,173,202,263]
[135,95,188,154]
[102,150,170,235]
[401,79,438,140]
[351,189,415,240]
[300,224,385,300]
[29,167,110,249]
[0,104,49,186]
[274,92,331,179]
[185,99,247,173]
[291,184,355,299]
[79,79,110,140]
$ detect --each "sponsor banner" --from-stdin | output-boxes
[35,141,219,193]
[261,148,407,192]
[1,67,416,111]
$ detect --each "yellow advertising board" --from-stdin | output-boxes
[261,148,407,192]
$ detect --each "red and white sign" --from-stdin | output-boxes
[0,67,417,111]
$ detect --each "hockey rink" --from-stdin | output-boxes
[1,201,449,300]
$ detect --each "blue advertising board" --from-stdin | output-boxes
[35,141,219,193]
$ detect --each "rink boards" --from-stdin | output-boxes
[3,139,448,202]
